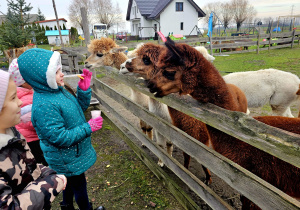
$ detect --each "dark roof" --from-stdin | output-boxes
[126,0,206,20]
[36,18,67,24]
[0,14,38,25]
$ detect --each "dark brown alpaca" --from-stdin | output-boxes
[122,43,246,184]
[147,38,300,209]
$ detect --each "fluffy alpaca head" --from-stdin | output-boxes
[85,37,128,69]
[120,43,164,78]
[147,37,212,97]
[193,46,215,62]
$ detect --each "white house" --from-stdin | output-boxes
[45,30,70,45]
[35,18,68,30]
[126,0,205,38]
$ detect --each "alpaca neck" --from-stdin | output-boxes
[189,61,235,110]
[114,53,128,69]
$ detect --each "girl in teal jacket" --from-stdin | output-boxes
[18,48,104,210]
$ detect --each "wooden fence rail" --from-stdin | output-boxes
[120,31,300,55]
[91,66,300,210]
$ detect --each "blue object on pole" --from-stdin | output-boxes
[272,27,281,32]
[207,12,213,37]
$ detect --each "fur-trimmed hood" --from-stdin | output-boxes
[0,128,18,150]
[18,48,62,93]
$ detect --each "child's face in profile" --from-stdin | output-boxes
[56,69,65,87]
[0,79,23,133]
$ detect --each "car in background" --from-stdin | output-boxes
[116,32,127,40]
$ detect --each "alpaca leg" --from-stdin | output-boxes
[155,130,167,167]
[146,127,153,141]
[183,152,191,169]
[166,142,173,157]
[201,166,212,185]
[140,120,153,147]
[271,105,294,117]
[240,195,261,210]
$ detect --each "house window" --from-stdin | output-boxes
[180,22,183,30]
[176,2,183,11]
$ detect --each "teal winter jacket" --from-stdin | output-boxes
[18,48,97,177]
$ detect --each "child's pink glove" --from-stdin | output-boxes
[88,116,103,132]
[78,69,93,91]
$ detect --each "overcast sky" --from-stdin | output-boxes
[0,0,299,30]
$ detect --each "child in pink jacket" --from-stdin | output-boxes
[8,58,48,166]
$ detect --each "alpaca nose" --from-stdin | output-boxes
[147,81,157,93]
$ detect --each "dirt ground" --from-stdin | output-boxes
[94,76,300,209]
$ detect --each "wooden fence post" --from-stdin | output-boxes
[268,20,273,52]
[291,29,296,48]
[257,32,260,54]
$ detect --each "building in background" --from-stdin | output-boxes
[126,0,205,39]
[45,30,69,45]
[36,18,67,30]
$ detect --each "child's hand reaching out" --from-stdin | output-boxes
[78,69,93,91]
[88,116,103,132]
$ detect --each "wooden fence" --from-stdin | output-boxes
[91,66,300,210]
[118,30,300,55]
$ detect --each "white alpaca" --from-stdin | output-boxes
[223,69,300,117]
[193,46,215,62]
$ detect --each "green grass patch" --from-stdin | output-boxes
[214,45,300,76]
[96,73,106,79]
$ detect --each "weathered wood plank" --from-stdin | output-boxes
[92,89,232,210]
[92,77,300,209]
[95,104,202,210]
[96,66,300,168]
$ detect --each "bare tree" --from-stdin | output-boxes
[202,2,222,29]
[68,0,92,31]
[219,2,233,29]
[230,0,257,31]
[92,0,124,29]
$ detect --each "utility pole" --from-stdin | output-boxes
[291,5,295,16]
[52,0,64,47]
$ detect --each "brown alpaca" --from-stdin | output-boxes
[147,38,300,209]
[84,38,153,140]
[121,43,225,183]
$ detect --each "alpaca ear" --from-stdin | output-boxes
[110,46,128,54]
[165,37,184,65]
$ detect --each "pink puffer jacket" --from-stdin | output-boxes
[15,87,39,142]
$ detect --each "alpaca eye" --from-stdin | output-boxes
[96,53,103,57]
[142,57,151,65]
[163,70,176,80]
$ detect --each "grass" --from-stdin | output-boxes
[213,45,300,76]
[51,107,182,210]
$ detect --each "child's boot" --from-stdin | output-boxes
[89,202,106,210]
[60,202,75,210]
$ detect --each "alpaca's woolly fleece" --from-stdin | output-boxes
[88,37,118,54]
